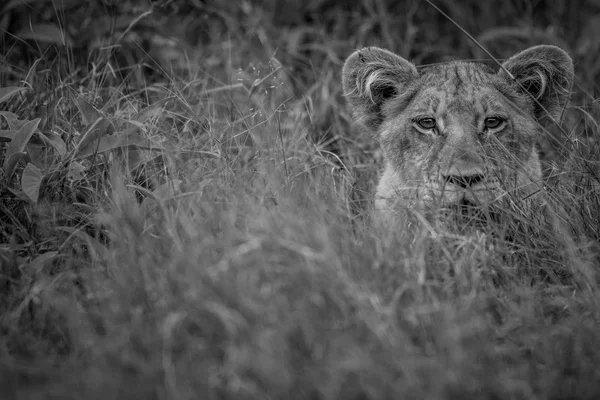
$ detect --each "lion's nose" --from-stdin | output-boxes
[443,174,485,188]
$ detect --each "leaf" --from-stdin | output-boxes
[152,179,182,201]
[16,23,72,46]
[73,118,113,157]
[0,86,28,103]
[125,148,144,171]
[4,0,78,12]
[67,161,86,181]
[73,94,101,125]
[25,142,48,170]
[132,97,176,123]
[0,111,28,130]
[0,13,8,39]
[3,118,40,172]
[0,130,16,142]
[23,251,58,276]
[39,131,67,155]
[5,187,27,202]
[3,151,26,180]
[0,111,19,122]
[76,132,164,159]
[22,163,43,203]
[4,0,48,12]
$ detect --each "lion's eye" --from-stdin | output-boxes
[417,118,436,130]
[484,117,504,130]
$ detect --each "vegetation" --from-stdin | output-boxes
[1,0,599,398]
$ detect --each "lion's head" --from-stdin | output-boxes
[342,45,574,218]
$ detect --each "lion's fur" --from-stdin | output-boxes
[342,45,574,220]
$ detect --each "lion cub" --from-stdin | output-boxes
[342,45,573,220]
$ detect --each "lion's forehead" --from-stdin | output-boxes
[420,61,495,87]
[412,88,502,117]
[412,62,508,115]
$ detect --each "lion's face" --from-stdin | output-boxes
[378,63,541,208]
[342,46,573,216]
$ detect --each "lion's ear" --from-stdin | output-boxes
[499,45,574,124]
[342,47,418,130]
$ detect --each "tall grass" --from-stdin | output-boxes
[1,1,600,399]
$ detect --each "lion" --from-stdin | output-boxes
[342,45,574,221]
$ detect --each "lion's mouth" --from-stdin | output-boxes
[441,196,490,225]
[451,196,480,214]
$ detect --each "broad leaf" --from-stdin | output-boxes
[0,111,28,130]
[67,161,86,181]
[6,187,29,201]
[0,86,28,103]
[76,133,164,159]
[73,94,101,125]
[132,97,176,123]
[152,178,182,201]
[16,23,72,46]
[0,130,16,142]
[4,0,78,11]
[73,118,112,157]
[3,118,40,171]
[22,162,43,203]
[3,151,26,180]
[39,131,67,155]
[23,251,59,276]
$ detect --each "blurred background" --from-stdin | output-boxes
[2,0,599,91]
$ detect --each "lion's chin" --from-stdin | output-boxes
[448,196,482,214]
[431,197,489,228]
[431,193,499,226]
